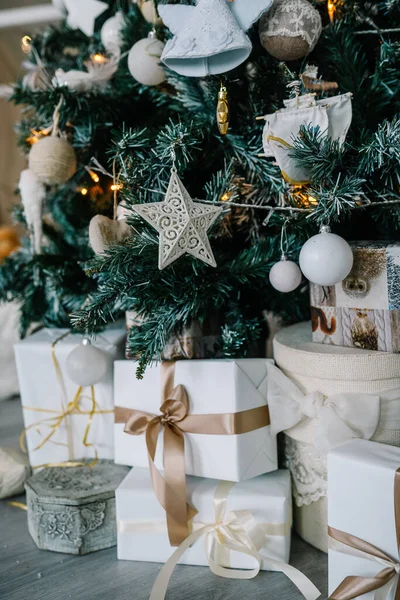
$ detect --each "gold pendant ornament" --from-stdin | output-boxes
[217,83,229,135]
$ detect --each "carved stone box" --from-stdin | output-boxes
[25,461,129,555]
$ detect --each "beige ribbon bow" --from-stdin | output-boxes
[149,480,321,600]
[329,469,400,600]
[115,361,270,547]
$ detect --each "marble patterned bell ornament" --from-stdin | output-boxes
[25,461,129,555]
[158,0,274,77]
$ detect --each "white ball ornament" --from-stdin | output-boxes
[269,258,302,293]
[66,339,109,387]
[101,12,125,53]
[299,226,354,286]
[127,31,165,86]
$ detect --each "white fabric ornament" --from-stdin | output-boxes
[0,448,30,499]
[53,55,119,93]
[267,363,380,454]
[158,0,273,77]
[66,338,109,386]
[19,169,46,254]
[64,0,108,37]
[101,12,125,54]
[259,0,322,61]
[132,166,222,269]
[269,258,302,293]
[299,226,354,286]
[89,214,132,255]
[263,92,352,184]
[127,32,165,86]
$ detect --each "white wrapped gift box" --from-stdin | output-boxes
[328,439,400,600]
[116,467,292,568]
[114,359,277,481]
[14,323,126,468]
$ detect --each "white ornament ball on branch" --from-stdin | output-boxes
[89,214,132,255]
[66,339,109,387]
[101,12,125,53]
[269,259,302,293]
[299,227,354,286]
[127,32,165,86]
[259,0,322,61]
[29,136,77,186]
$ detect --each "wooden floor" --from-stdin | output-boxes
[0,397,328,600]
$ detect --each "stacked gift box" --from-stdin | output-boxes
[13,321,320,598]
[12,242,400,600]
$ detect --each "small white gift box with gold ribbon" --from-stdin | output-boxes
[14,323,126,469]
[116,467,320,600]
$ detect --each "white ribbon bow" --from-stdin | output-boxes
[267,364,381,454]
[149,480,320,600]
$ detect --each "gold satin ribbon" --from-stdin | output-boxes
[21,333,112,469]
[115,361,270,547]
[329,468,400,600]
[146,480,320,600]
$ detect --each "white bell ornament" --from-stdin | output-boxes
[66,338,109,387]
[299,225,353,286]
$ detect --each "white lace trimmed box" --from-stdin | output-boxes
[113,359,277,481]
[14,323,126,468]
[328,439,400,599]
[272,322,400,554]
[26,461,129,554]
[116,467,292,567]
[310,241,400,352]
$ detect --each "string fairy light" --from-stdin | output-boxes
[21,35,32,54]
[91,53,108,64]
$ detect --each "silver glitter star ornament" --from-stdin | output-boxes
[132,168,222,270]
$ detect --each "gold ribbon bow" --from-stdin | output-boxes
[148,480,321,600]
[329,469,400,600]
[115,361,270,547]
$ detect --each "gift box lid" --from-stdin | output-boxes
[14,321,126,353]
[274,321,400,382]
[25,461,130,507]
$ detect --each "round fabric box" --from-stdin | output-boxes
[273,321,400,553]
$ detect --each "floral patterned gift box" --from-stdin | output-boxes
[310,241,400,352]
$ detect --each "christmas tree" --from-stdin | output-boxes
[0,1,165,334]
[3,0,400,374]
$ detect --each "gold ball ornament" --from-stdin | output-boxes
[28,136,77,185]
[259,0,322,62]
[127,31,165,86]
